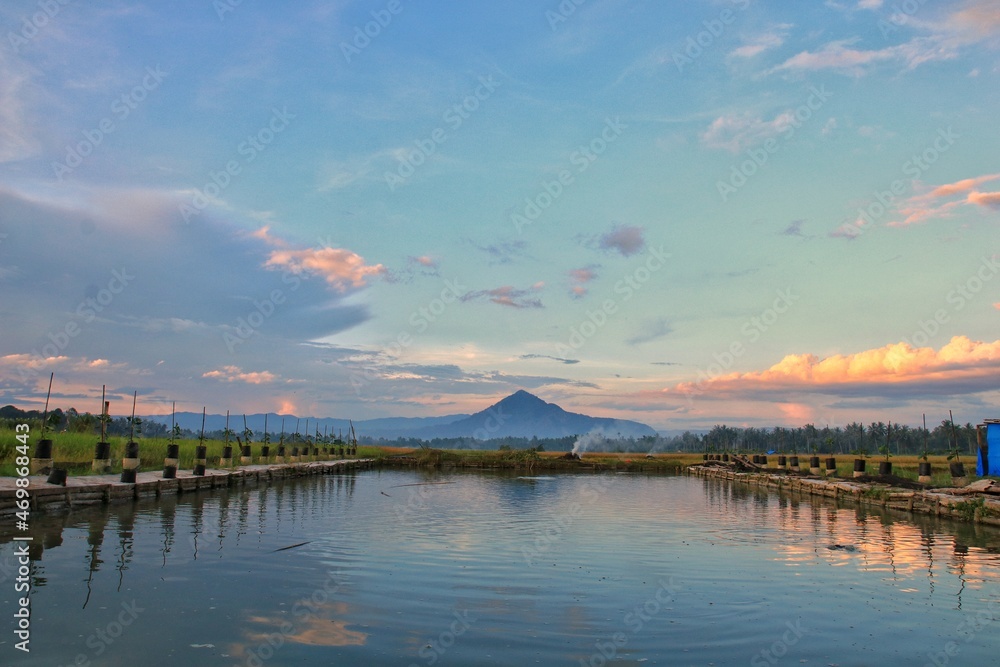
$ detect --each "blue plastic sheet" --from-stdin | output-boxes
[977,423,1000,477]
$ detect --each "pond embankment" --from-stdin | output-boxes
[688,462,1000,526]
[0,459,375,516]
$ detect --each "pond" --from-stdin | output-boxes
[1,469,999,666]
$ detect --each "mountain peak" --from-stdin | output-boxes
[498,390,547,407]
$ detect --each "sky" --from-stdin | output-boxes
[0,0,998,432]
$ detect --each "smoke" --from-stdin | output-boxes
[571,431,606,456]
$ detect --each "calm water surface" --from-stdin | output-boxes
[1,470,999,666]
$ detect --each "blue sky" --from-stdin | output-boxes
[1,0,998,430]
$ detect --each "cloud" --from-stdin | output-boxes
[466,238,528,264]
[0,186,376,415]
[967,191,1000,209]
[935,0,1000,43]
[626,318,674,346]
[598,224,645,257]
[769,37,957,76]
[460,284,544,309]
[730,26,793,59]
[410,255,438,269]
[700,112,796,153]
[888,173,1000,226]
[568,265,599,298]
[0,51,39,163]
[668,336,1000,400]
[264,246,386,292]
[203,366,277,385]
[781,220,807,237]
[520,354,580,365]
[928,173,1000,197]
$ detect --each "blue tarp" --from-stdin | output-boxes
[977,423,1000,477]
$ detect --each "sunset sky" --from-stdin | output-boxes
[1,0,998,431]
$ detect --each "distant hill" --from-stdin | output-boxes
[411,390,657,439]
[142,390,656,441]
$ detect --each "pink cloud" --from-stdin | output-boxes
[968,191,1000,209]
[669,336,1000,397]
[265,247,386,292]
[250,225,290,247]
[568,266,598,298]
[928,173,1000,197]
[203,366,277,385]
[887,173,1000,226]
[410,255,438,268]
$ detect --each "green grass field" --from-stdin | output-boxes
[0,427,385,476]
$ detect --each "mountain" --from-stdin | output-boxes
[144,390,656,440]
[411,390,657,439]
[144,412,468,439]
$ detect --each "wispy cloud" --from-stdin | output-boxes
[466,238,528,265]
[461,283,545,309]
[700,112,796,153]
[520,354,580,365]
[626,318,674,346]
[889,173,1000,225]
[769,37,957,76]
[730,25,793,59]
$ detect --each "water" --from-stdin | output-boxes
[2,470,999,666]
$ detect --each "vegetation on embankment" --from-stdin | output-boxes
[381,448,702,471]
[0,427,386,476]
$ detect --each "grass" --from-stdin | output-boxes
[0,427,384,476]
[381,448,702,471]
